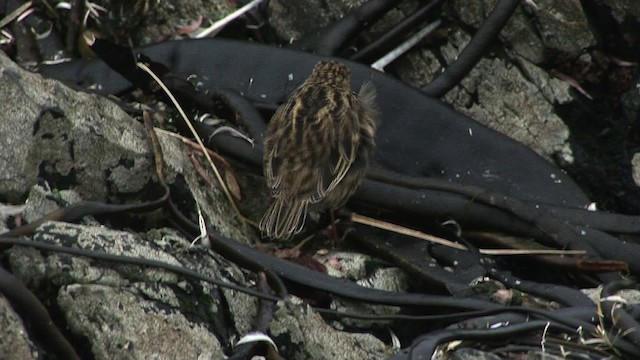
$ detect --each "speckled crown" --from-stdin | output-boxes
[307,61,351,88]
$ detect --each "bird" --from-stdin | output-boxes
[259,60,379,240]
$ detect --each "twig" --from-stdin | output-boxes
[350,213,587,256]
[136,62,252,224]
[371,20,441,72]
[155,127,234,171]
[0,1,32,29]
[196,0,264,38]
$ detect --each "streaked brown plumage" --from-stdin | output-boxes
[260,60,379,239]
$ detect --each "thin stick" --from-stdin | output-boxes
[0,1,32,29]
[371,20,441,72]
[136,62,252,224]
[196,0,265,38]
[350,213,587,256]
[155,127,234,169]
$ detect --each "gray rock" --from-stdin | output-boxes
[393,28,573,162]
[0,47,397,359]
[7,222,231,360]
[447,348,502,360]
[0,46,258,358]
[0,297,39,360]
[87,0,233,45]
[449,56,572,163]
[268,0,367,42]
[452,0,596,60]
[598,0,640,23]
[0,50,152,203]
[3,1,639,359]
[632,153,640,187]
[58,284,223,360]
[0,49,254,242]
[317,252,407,330]
[525,0,595,57]
[270,298,388,360]
[451,0,546,64]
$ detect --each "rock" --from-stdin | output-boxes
[0,47,398,359]
[0,296,39,360]
[527,0,595,57]
[393,28,573,162]
[0,48,259,358]
[0,50,152,203]
[451,0,546,64]
[632,154,640,187]
[452,0,596,61]
[7,222,229,360]
[270,298,388,360]
[596,0,640,23]
[90,0,234,44]
[0,49,254,242]
[268,0,367,42]
[317,252,408,330]
[59,284,223,359]
[2,0,640,358]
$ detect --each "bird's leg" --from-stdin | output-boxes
[328,209,339,247]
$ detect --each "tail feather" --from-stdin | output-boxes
[259,198,308,239]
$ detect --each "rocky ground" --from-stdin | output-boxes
[1,0,640,359]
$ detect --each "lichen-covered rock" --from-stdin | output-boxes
[394,28,574,162]
[0,49,254,242]
[0,297,39,360]
[6,222,235,360]
[270,298,389,360]
[0,51,150,202]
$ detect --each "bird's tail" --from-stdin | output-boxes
[259,198,308,239]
